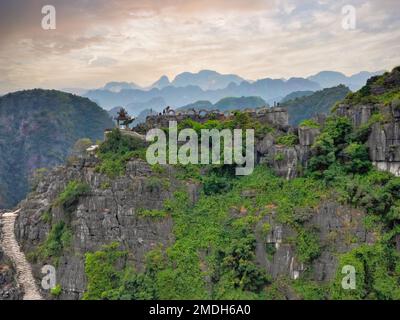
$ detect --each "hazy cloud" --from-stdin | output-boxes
[0,0,399,93]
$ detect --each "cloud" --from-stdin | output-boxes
[0,0,399,93]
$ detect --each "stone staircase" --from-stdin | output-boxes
[0,209,42,300]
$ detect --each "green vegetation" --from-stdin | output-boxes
[178,96,267,113]
[343,67,400,106]
[331,244,400,300]
[302,107,400,299]
[213,96,267,111]
[137,208,168,219]
[54,180,90,208]
[83,242,128,300]
[275,133,298,147]
[0,89,113,209]
[294,229,321,263]
[299,119,320,128]
[35,222,72,263]
[281,90,314,103]
[100,181,111,190]
[81,69,400,300]
[291,279,327,300]
[83,242,158,300]
[274,152,284,161]
[281,85,350,125]
[177,111,273,139]
[41,211,52,224]
[96,129,146,178]
[51,284,62,297]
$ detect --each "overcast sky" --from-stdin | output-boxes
[0,0,399,94]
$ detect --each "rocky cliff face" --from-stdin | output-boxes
[334,66,400,177]
[14,157,198,299]
[255,201,375,283]
[256,126,320,180]
[0,214,22,300]
[4,68,399,300]
[11,149,375,299]
[0,249,21,300]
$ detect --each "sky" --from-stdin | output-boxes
[0,0,399,94]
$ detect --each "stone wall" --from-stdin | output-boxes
[142,107,289,130]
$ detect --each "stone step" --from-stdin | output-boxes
[0,210,42,300]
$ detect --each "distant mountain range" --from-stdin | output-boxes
[171,70,245,90]
[108,97,166,118]
[307,70,384,91]
[83,69,383,112]
[178,96,267,112]
[280,90,314,103]
[281,85,351,125]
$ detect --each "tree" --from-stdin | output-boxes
[70,138,92,159]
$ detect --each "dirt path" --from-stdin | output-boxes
[0,209,42,300]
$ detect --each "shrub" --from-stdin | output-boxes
[392,98,400,110]
[96,157,125,178]
[274,152,284,161]
[202,174,233,195]
[323,116,352,145]
[342,143,371,173]
[295,229,321,263]
[151,163,166,174]
[330,244,400,300]
[54,180,90,208]
[38,222,72,259]
[146,177,162,193]
[83,242,127,300]
[41,211,52,224]
[299,119,320,128]
[99,129,145,155]
[275,134,298,147]
[96,129,147,178]
[100,182,111,190]
[50,284,62,297]
[137,208,167,218]
[220,233,270,292]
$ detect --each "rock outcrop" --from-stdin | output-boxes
[254,201,375,283]
[1,210,42,300]
[0,216,23,300]
[13,157,196,299]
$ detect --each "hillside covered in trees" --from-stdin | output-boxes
[9,67,400,300]
[0,89,113,208]
[282,85,351,125]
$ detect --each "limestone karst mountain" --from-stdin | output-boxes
[307,70,384,91]
[0,67,399,301]
[83,71,321,109]
[281,85,351,125]
[150,76,171,90]
[84,69,381,110]
[0,89,114,209]
[177,96,267,112]
[3,67,399,300]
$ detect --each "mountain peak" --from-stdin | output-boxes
[171,70,245,90]
[151,75,170,89]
